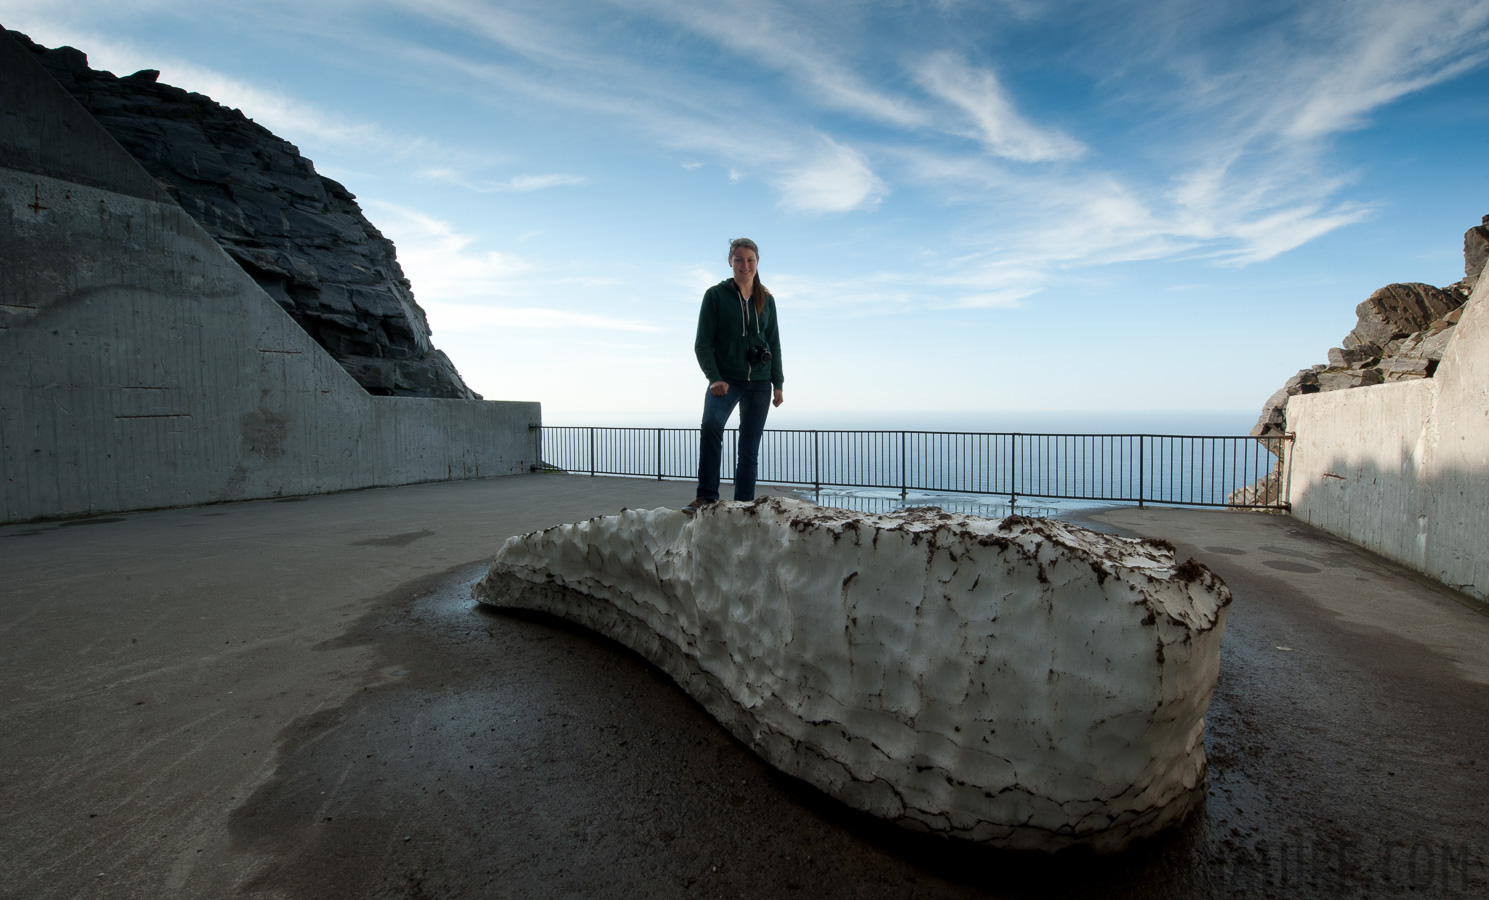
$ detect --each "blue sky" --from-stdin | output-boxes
[8,0,1488,427]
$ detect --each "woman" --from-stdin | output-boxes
[683,237,784,514]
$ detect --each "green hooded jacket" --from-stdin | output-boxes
[694,278,784,388]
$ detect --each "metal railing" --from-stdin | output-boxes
[534,426,1293,511]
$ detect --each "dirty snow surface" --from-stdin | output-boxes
[475,497,1230,853]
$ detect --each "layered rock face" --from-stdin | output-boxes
[14,31,478,399]
[476,498,1231,853]
[1251,216,1486,438]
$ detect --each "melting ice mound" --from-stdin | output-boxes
[475,498,1229,852]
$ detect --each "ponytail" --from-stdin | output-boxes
[752,279,770,315]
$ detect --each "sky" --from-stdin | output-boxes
[7,0,1488,428]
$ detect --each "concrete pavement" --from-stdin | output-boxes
[1081,506,1488,898]
[1,475,1485,898]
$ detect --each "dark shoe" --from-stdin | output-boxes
[681,497,715,515]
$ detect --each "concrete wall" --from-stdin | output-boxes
[0,31,540,524]
[1287,275,1489,601]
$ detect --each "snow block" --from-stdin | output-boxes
[475,498,1229,852]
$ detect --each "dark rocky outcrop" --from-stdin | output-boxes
[1249,216,1485,439]
[1341,282,1461,353]
[13,30,479,399]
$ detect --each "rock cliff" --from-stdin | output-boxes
[1250,216,1487,438]
[12,30,478,399]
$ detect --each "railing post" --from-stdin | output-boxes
[656,428,662,481]
[813,430,821,492]
[1283,432,1296,511]
[900,431,907,500]
[1009,433,1018,510]
[589,427,595,478]
[1138,436,1145,507]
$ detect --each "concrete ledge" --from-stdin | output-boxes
[1287,274,1488,601]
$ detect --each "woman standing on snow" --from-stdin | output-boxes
[683,237,784,514]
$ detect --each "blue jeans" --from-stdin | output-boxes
[697,380,772,501]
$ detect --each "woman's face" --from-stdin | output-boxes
[730,246,758,285]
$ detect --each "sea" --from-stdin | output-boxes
[548,409,1260,435]
[542,409,1269,521]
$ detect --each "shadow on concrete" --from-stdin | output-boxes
[224,545,1488,899]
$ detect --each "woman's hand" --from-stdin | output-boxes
[773,389,784,407]
[710,381,729,396]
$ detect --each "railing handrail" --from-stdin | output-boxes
[547,429,1280,444]
[533,426,1294,512]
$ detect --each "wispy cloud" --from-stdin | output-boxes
[914,52,1086,162]
[1113,1,1489,263]
[507,174,586,191]
[883,0,1489,279]
[767,263,1041,315]
[1221,205,1374,266]
[165,63,429,154]
[422,303,666,332]
[379,0,890,215]
[417,169,586,193]
[382,0,1429,270]
[368,201,669,332]
[1274,1,1489,141]
[773,138,884,214]
[620,0,931,129]
[365,201,532,303]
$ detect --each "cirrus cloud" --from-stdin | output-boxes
[772,138,885,214]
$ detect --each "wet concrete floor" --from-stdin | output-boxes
[1,475,1486,899]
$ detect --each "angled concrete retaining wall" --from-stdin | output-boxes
[1287,275,1489,602]
[0,30,539,524]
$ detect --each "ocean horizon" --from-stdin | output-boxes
[545,408,1261,436]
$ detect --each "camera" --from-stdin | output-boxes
[747,340,772,364]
